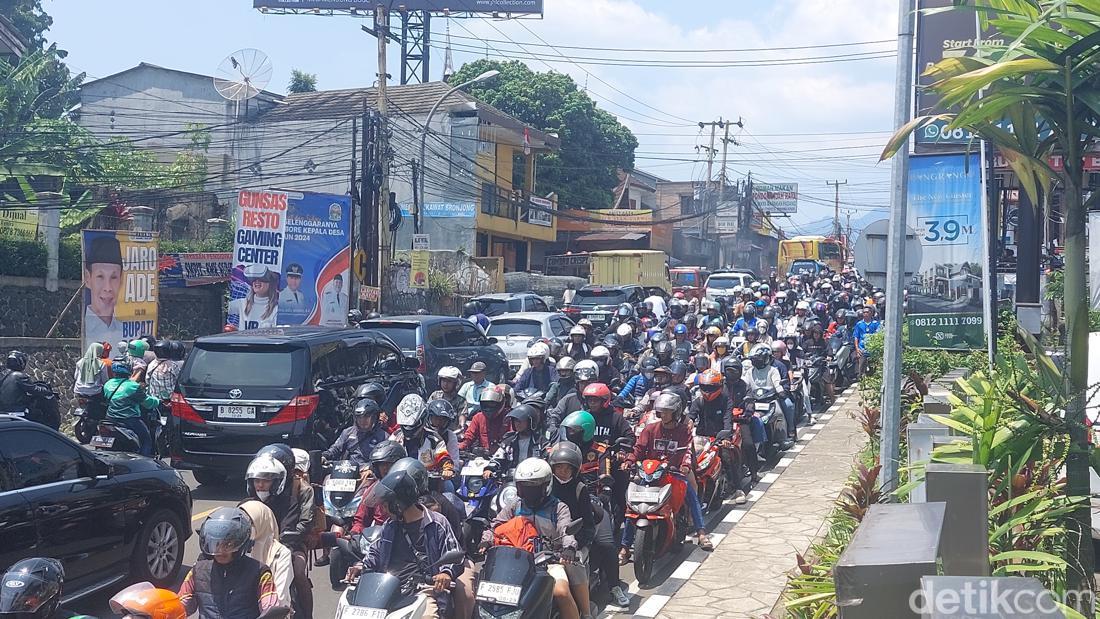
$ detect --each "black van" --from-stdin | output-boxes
[168,326,421,485]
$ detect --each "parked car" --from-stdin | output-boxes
[486,312,576,371]
[705,270,757,302]
[472,292,553,316]
[169,326,421,485]
[0,415,192,599]
[359,315,511,392]
[562,284,647,329]
[670,267,711,301]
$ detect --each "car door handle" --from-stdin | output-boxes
[36,505,69,517]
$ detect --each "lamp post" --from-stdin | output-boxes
[416,70,500,236]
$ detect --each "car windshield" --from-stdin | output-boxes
[362,323,418,350]
[673,271,697,286]
[478,298,523,316]
[573,289,628,305]
[487,319,543,338]
[790,261,819,275]
[181,346,295,387]
[707,275,745,289]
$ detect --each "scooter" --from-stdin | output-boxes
[322,459,365,588]
[829,332,856,390]
[804,354,831,413]
[457,457,503,555]
[693,429,735,512]
[73,393,107,444]
[748,386,789,462]
[624,451,692,586]
[89,419,143,452]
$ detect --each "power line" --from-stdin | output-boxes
[445,32,895,54]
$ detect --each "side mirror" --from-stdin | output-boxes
[404,356,420,370]
[434,549,466,567]
[90,457,110,478]
[615,437,634,448]
[487,337,499,345]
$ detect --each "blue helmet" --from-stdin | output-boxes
[755,299,767,309]
[674,324,688,336]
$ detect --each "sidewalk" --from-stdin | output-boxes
[654,389,868,619]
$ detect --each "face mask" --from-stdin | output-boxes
[256,490,270,501]
[554,473,574,484]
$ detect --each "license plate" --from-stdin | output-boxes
[343,607,387,619]
[628,485,663,503]
[217,405,256,420]
[754,402,771,412]
[325,478,358,493]
[462,464,487,477]
[91,435,115,448]
[476,581,522,606]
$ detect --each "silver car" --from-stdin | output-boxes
[486,312,576,371]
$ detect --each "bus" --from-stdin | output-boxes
[778,236,846,275]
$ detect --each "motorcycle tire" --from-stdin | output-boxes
[74,418,94,444]
[634,525,656,586]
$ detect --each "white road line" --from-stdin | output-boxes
[819,414,833,421]
[628,581,640,595]
[775,457,793,468]
[670,560,702,580]
[760,472,780,484]
[747,489,764,502]
[709,532,726,546]
[812,423,826,430]
[723,509,746,523]
[635,594,671,617]
[788,443,804,453]
[801,432,817,441]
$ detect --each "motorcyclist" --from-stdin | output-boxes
[564,326,592,360]
[588,346,618,387]
[0,558,92,619]
[701,301,726,331]
[323,397,388,468]
[459,386,509,454]
[0,351,54,425]
[179,507,280,618]
[545,356,576,410]
[347,460,464,619]
[737,326,762,358]
[392,394,456,485]
[546,360,598,439]
[689,369,747,504]
[721,357,759,484]
[103,356,158,455]
[355,381,395,432]
[699,326,722,355]
[743,344,795,449]
[487,403,544,475]
[457,362,494,413]
[426,399,462,474]
[582,383,634,532]
[429,366,468,425]
[463,300,490,334]
[620,392,711,565]
[514,342,556,395]
[618,356,657,401]
[732,304,758,336]
[350,441,407,534]
[615,323,642,357]
[671,323,693,360]
[603,303,637,338]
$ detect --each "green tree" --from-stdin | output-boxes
[881,0,1100,588]
[449,59,638,210]
[0,0,84,119]
[288,69,317,93]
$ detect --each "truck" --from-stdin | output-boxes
[588,250,673,294]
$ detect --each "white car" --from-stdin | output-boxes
[705,271,756,302]
[486,312,575,371]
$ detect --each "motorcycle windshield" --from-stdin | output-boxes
[480,546,536,588]
[349,572,409,610]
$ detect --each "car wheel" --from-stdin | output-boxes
[131,509,184,587]
[193,468,228,486]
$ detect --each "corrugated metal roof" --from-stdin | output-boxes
[576,232,648,242]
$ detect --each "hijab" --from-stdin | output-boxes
[240,499,287,568]
[77,343,104,384]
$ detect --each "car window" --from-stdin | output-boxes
[477,298,522,317]
[673,271,696,286]
[0,430,85,489]
[363,323,418,350]
[552,317,573,336]
[487,319,543,338]
[531,297,549,312]
[429,323,461,348]
[573,289,628,305]
[182,345,298,388]
[707,275,747,289]
[459,323,488,347]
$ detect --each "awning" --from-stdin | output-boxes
[575,232,647,242]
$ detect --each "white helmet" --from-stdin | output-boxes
[438,366,462,381]
[246,454,287,498]
[755,320,769,334]
[396,393,427,428]
[292,448,310,474]
[569,325,586,337]
[616,323,633,338]
[796,300,811,311]
[527,342,550,359]
[574,359,599,381]
[514,457,553,504]
[590,345,610,360]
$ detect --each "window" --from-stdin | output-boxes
[673,271,697,286]
[680,195,694,216]
[459,323,488,347]
[362,323,418,351]
[481,182,496,215]
[1,430,84,489]
[182,346,298,388]
[512,152,527,192]
[309,342,342,385]
[551,317,574,336]
[487,319,543,338]
[428,323,458,348]
[477,298,522,317]
[531,297,549,312]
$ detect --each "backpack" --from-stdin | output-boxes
[492,516,542,554]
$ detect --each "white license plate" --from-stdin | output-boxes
[325,478,358,493]
[343,607,387,619]
[754,402,771,412]
[628,485,663,503]
[477,581,522,606]
[217,405,256,420]
[90,435,115,448]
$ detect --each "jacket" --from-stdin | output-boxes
[323,425,389,468]
[590,407,634,447]
[688,393,733,438]
[546,389,583,439]
[178,556,276,619]
[563,342,591,361]
[514,362,556,394]
[544,378,572,410]
[459,410,509,453]
[0,369,50,414]
[551,477,595,548]
[362,507,464,580]
[488,432,543,473]
[628,422,694,471]
[618,373,651,401]
[484,496,577,552]
[102,377,159,419]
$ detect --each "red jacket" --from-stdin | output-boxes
[459,411,509,453]
[351,480,389,534]
[628,422,694,471]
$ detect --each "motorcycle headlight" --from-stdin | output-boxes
[635,503,652,515]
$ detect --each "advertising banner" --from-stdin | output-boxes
[527,196,554,227]
[410,250,430,289]
[254,0,543,13]
[752,183,798,214]
[906,153,987,349]
[81,230,159,352]
[159,252,232,288]
[0,208,39,239]
[229,190,288,330]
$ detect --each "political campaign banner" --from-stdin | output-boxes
[280,191,352,327]
[159,252,232,288]
[229,190,288,330]
[81,230,159,352]
[906,153,987,350]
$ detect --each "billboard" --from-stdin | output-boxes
[906,153,987,349]
[81,230,159,352]
[0,209,39,239]
[254,0,543,12]
[159,252,232,288]
[752,183,798,214]
[229,190,352,330]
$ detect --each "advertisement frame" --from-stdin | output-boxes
[752,182,798,214]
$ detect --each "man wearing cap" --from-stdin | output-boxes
[84,235,124,349]
[319,273,348,326]
[457,362,494,411]
[278,263,307,310]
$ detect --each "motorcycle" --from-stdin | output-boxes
[748,386,788,462]
[89,419,143,452]
[73,392,107,444]
[804,355,831,413]
[322,459,366,588]
[457,456,504,556]
[828,332,856,391]
[624,451,692,586]
[693,429,735,513]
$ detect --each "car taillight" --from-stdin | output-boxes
[416,344,426,373]
[563,306,581,316]
[170,392,205,425]
[269,395,319,425]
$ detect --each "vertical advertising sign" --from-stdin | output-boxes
[282,192,352,327]
[229,190,288,330]
[81,230,159,351]
[906,153,986,349]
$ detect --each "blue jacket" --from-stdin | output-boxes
[618,373,650,400]
[853,320,881,350]
[733,316,757,335]
[514,362,556,394]
[363,507,464,580]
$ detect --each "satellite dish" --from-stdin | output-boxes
[214,49,273,102]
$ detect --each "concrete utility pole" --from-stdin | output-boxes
[880,0,918,495]
[827,179,848,239]
[375,8,391,289]
[698,119,726,240]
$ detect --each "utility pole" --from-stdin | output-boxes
[827,179,847,239]
[698,119,725,246]
[880,0,918,496]
[375,7,391,292]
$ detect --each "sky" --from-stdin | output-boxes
[44,0,899,235]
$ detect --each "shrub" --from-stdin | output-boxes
[0,238,47,277]
[59,236,82,280]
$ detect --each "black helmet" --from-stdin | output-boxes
[670,359,688,382]
[654,340,674,358]
[426,399,457,423]
[366,311,382,320]
[463,301,480,317]
[355,381,387,403]
[547,441,583,482]
[616,303,633,318]
[742,305,756,319]
[479,388,505,417]
[152,339,171,359]
[0,558,64,619]
[649,331,667,344]
[198,507,254,558]
[352,397,382,420]
[548,337,564,358]
[254,443,295,494]
[762,307,776,323]
[505,404,537,429]
[639,356,660,373]
[750,344,772,369]
[601,334,621,351]
[720,356,742,376]
[669,302,685,319]
[366,458,428,517]
[5,350,27,372]
[168,340,186,361]
[369,441,407,479]
[693,354,710,372]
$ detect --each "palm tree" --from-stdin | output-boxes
[881,0,1100,586]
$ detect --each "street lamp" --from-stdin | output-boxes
[416,69,500,236]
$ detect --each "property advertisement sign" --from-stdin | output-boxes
[81,230,159,351]
[254,0,543,13]
[906,153,986,349]
[159,252,232,288]
[0,209,39,239]
[752,183,798,214]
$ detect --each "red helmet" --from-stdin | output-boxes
[673,291,686,299]
[582,383,612,410]
[698,369,724,401]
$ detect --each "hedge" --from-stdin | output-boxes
[0,237,84,281]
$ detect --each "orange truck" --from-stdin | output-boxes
[669,266,711,301]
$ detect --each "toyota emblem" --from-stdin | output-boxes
[229,389,242,399]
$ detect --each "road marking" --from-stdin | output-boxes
[812,423,826,430]
[191,508,216,522]
[760,472,780,484]
[723,509,745,524]
[819,414,833,421]
[775,457,793,468]
[788,443,804,453]
[670,560,701,580]
[747,489,764,502]
[708,532,726,547]
[801,432,817,441]
[635,594,671,617]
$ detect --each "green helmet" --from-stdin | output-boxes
[560,410,596,444]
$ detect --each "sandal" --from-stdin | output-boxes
[618,548,632,565]
[697,534,714,551]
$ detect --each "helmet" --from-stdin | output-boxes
[742,305,756,319]
[669,302,686,319]
[463,301,480,317]
[569,325,586,337]
[750,344,772,369]
[616,323,633,339]
[652,365,672,385]
[771,340,788,357]
[813,301,828,315]
[750,281,761,290]
[762,307,776,323]
[352,398,382,420]
[640,356,660,374]
[246,454,287,499]
[395,394,427,434]
[505,404,537,429]
[0,558,64,618]
[573,360,599,382]
[557,356,577,373]
[111,354,133,377]
[590,346,610,362]
[706,301,720,313]
[759,284,771,294]
[478,388,505,417]
[755,299,767,309]
[648,331,666,344]
[514,458,553,506]
[198,507,254,558]
[698,369,724,401]
[669,360,688,382]
[369,441,407,479]
[776,290,788,301]
[109,582,186,619]
[720,356,742,376]
[387,457,430,498]
[674,323,688,336]
[796,300,810,311]
[578,318,593,328]
[835,308,847,321]
[548,337,564,358]
[527,342,550,360]
[755,319,769,334]
[426,399,457,424]
[547,441,583,483]
[128,339,148,359]
[616,303,633,318]
[693,353,711,372]
[705,326,721,338]
[653,392,683,421]
[601,335,621,351]
[560,410,596,444]
[654,340,674,358]
[254,443,295,489]
[713,336,730,350]
[437,366,463,382]
[366,459,427,517]
[582,383,612,411]
[354,381,386,403]
[292,448,310,474]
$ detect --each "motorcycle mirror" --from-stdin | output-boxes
[615,437,634,448]
[433,549,466,567]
